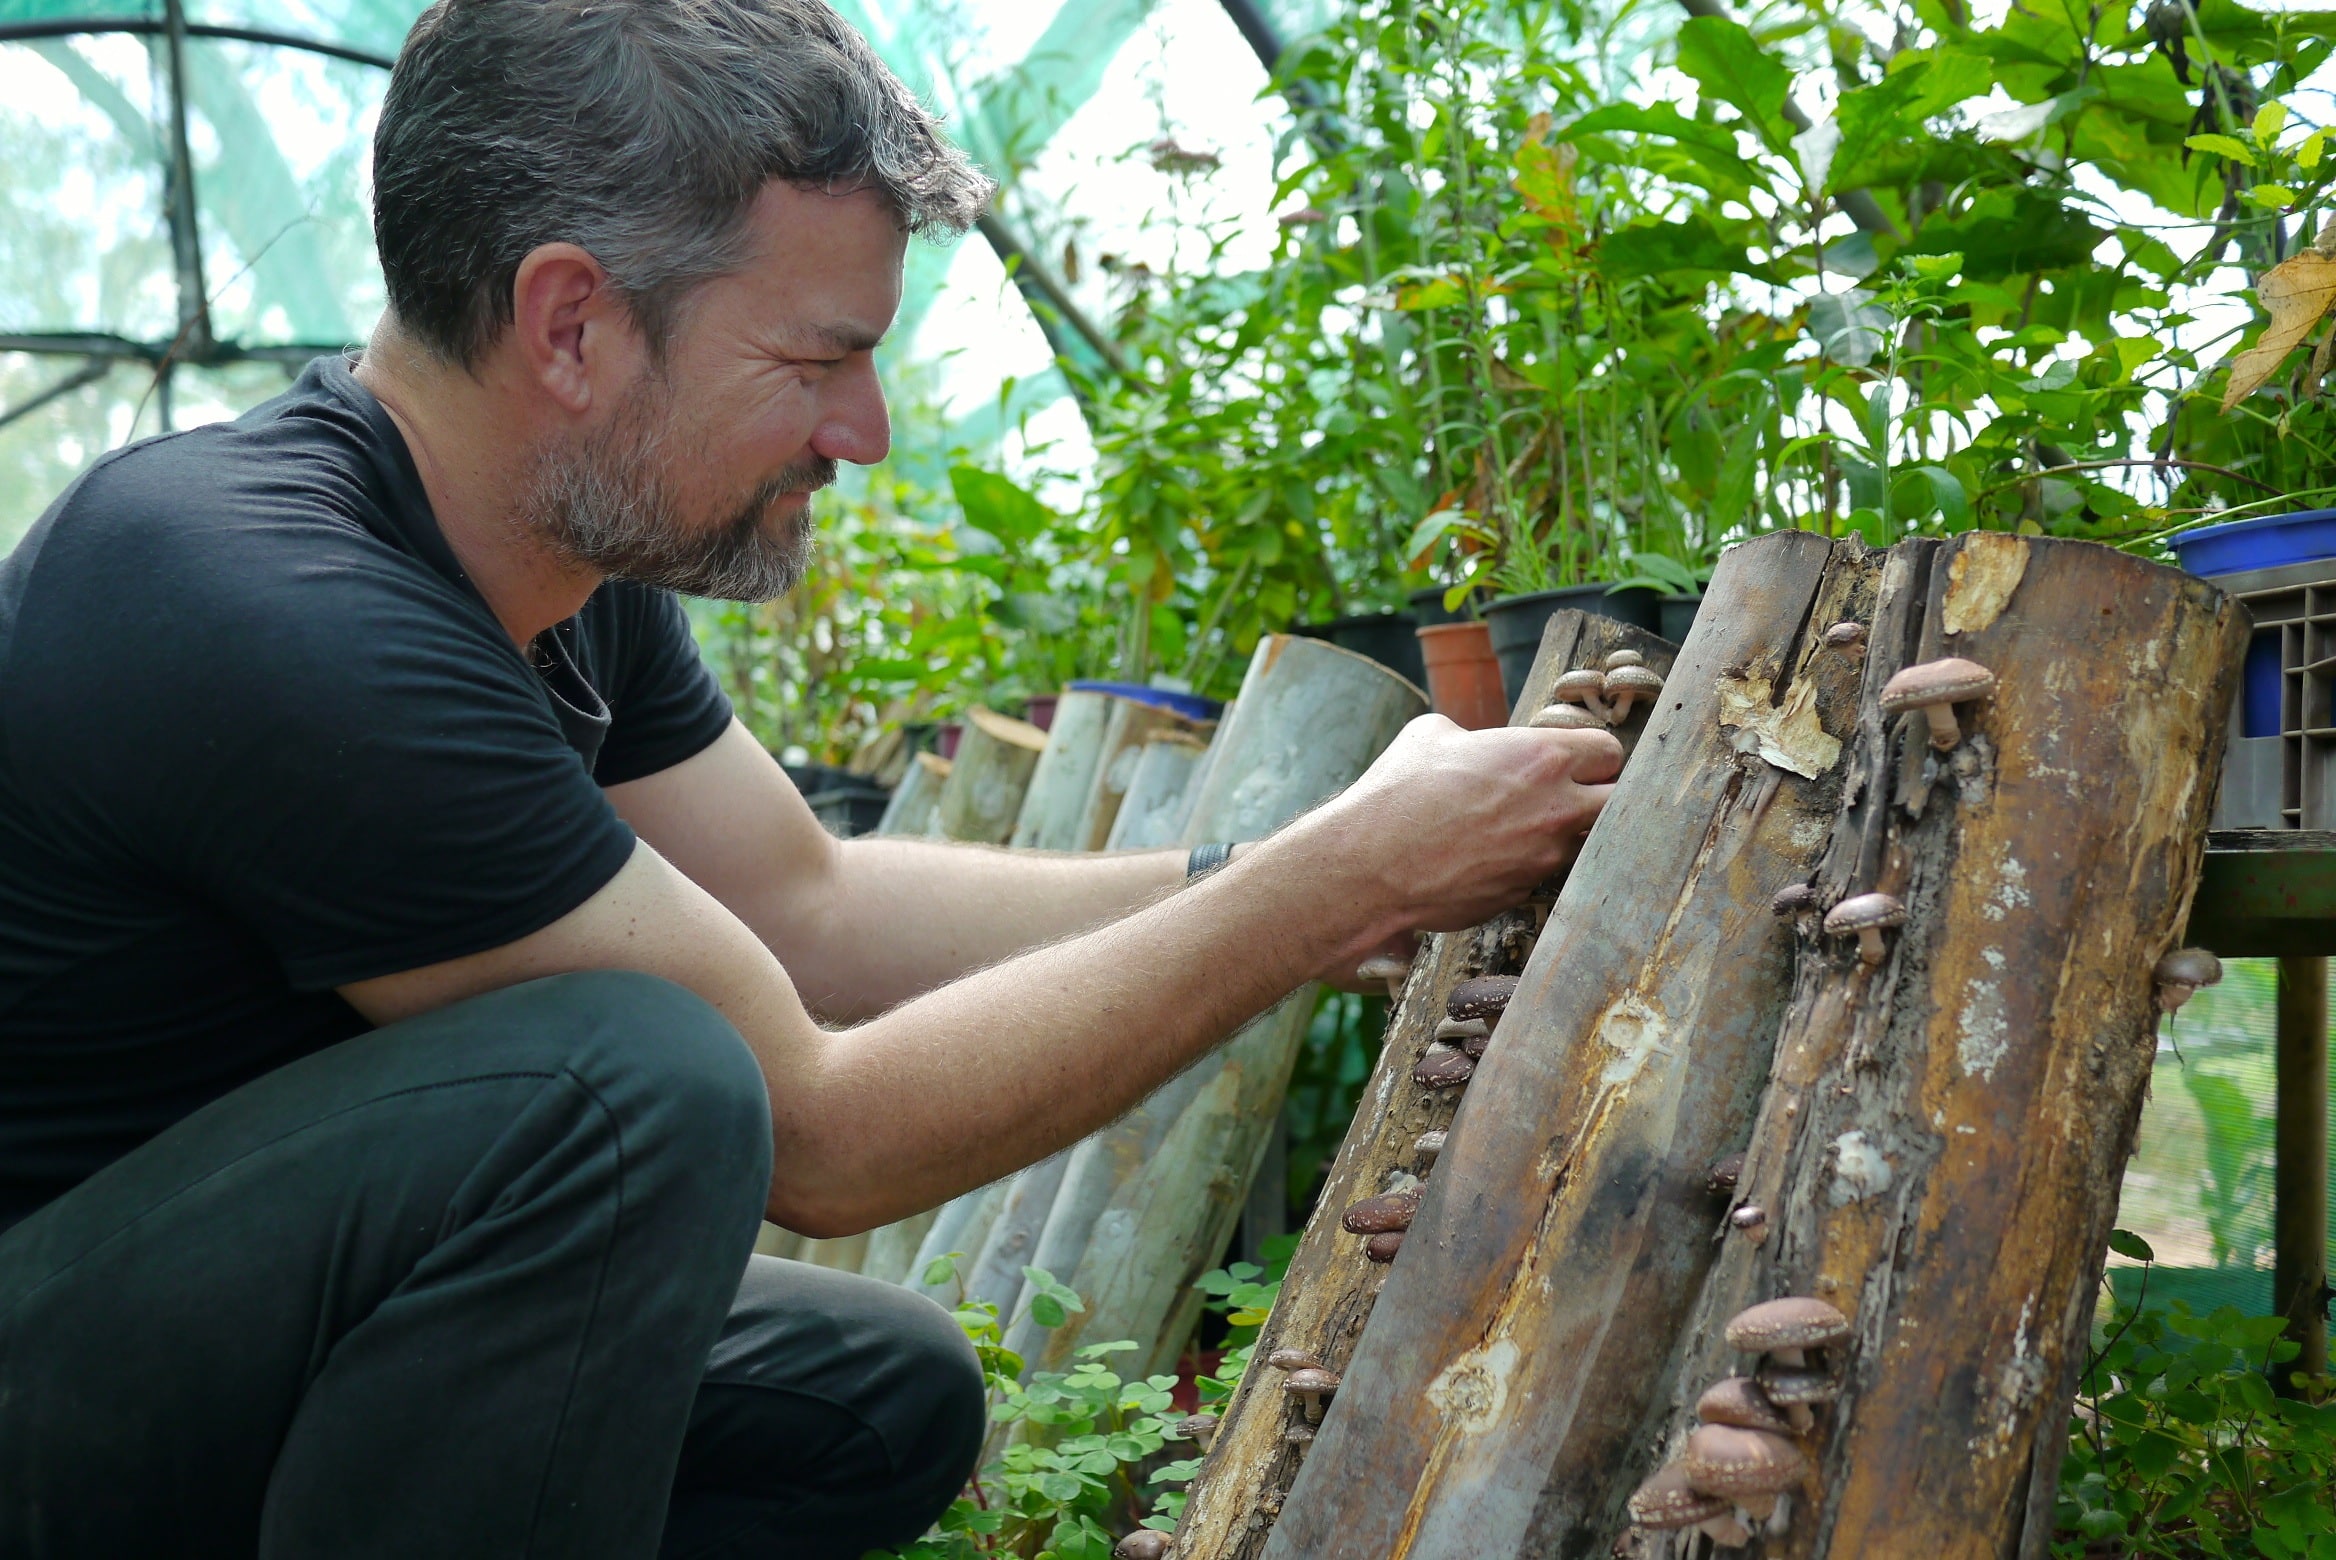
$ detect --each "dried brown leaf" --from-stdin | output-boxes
[2221,251,2336,411]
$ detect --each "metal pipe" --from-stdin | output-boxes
[975,211,1134,385]
[0,18,394,70]
[0,358,111,433]
[2275,954,2328,1395]
[160,0,214,365]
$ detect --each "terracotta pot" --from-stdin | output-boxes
[1415,621,1509,730]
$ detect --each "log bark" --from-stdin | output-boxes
[1103,732,1212,850]
[1010,690,1119,850]
[1167,606,1722,1560]
[1076,700,1210,851]
[1258,532,1877,1560]
[859,1208,940,1285]
[908,1177,1010,1300]
[935,709,1050,844]
[1600,534,2244,1560]
[1000,638,1425,1379]
[876,751,951,838]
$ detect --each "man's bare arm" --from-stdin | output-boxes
[607,721,1207,1020]
[341,716,1619,1237]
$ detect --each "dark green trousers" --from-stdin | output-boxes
[0,972,983,1559]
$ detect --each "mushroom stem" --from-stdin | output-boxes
[1918,703,1962,750]
[1700,1512,1754,1547]
[1855,925,1887,965]
[1782,1402,1814,1433]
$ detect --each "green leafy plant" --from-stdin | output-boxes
[2056,1231,2336,1557]
[880,1258,1261,1560]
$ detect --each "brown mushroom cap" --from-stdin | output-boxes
[1447,975,1520,1021]
[1553,668,1608,705]
[1342,1185,1423,1235]
[1604,664,1667,699]
[1771,882,1820,917]
[1729,1204,1768,1235]
[1823,892,1906,935]
[1265,1348,1323,1373]
[1364,1230,1405,1262]
[1284,1366,1340,1397]
[1529,702,1608,730]
[1603,649,1646,671]
[2155,946,2224,1001]
[1412,1045,1476,1088]
[1627,1463,1733,1529]
[1725,1296,1851,1355]
[1173,1412,1220,1445]
[1697,1375,1794,1436]
[1824,621,1868,649]
[1114,1530,1172,1560]
[1412,1129,1448,1166]
[1681,1423,1807,1499]
[1879,656,1997,713]
[1705,1151,1747,1196]
[1755,1365,1841,1407]
[1283,1421,1315,1447]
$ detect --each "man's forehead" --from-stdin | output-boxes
[723,182,905,344]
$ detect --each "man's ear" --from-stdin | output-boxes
[508,243,644,417]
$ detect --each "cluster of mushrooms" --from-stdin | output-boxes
[1626,1296,1851,1549]
[1529,648,1667,730]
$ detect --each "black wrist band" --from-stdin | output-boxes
[1186,842,1234,879]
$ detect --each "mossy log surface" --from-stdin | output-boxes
[1258,531,1876,1559]
[1173,609,1680,1560]
[1601,535,2243,1560]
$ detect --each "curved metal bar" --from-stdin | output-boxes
[0,16,394,71]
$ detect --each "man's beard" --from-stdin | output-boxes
[518,377,834,602]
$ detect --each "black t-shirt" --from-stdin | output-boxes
[0,357,734,1230]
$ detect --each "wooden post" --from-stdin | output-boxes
[934,708,1050,844]
[1105,732,1213,851]
[907,1177,1009,1300]
[1294,534,2235,1560]
[1010,690,1118,850]
[962,1150,1075,1318]
[999,638,1425,1381]
[1076,699,1210,850]
[859,1208,939,1286]
[875,751,951,838]
[1174,609,1682,1560]
[2276,955,2329,1392]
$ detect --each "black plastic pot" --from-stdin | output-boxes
[1483,585,1664,706]
[804,784,893,839]
[1659,594,1702,646]
[1296,611,1427,690]
[1406,584,1482,626]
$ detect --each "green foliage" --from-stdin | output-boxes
[2057,1233,2336,1556]
[1281,990,1388,1217]
[878,1259,1264,1560]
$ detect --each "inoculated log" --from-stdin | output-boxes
[908,1177,1009,1301]
[1174,609,1680,1560]
[1010,690,1118,850]
[962,1150,1075,1318]
[1001,638,1425,1381]
[1102,732,1212,851]
[859,1208,939,1286]
[1076,699,1211,851]
[875,751,951,838]
[935,709,1050,844]
[1259,531,1877,1560]
[1602,534,2244,1560]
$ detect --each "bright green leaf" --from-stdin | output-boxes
[2246,184,2300,209]
[2255,101,2289,144]
[1673,15,1797,153]
[2187,132,2259,166]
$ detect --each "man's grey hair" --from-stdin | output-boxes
[372,0,994,367]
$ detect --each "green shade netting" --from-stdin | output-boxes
[0,0,1326,539]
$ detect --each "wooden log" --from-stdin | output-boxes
[2274,955,2328,1390]
[859,1207,939,1286]
[1075,699,1209,851]
[1009,690,1119,850]
[1174,609,1681,1560]
[963,1149,1075,1318]
[1102,732,1212,851]
[934,708,1049,844]
[1258,531,1876,1560]
[907,1177,1009,1300]
[876,751,951,838]
[1585,534,2244,1560]
[1003,638,1426,1381]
